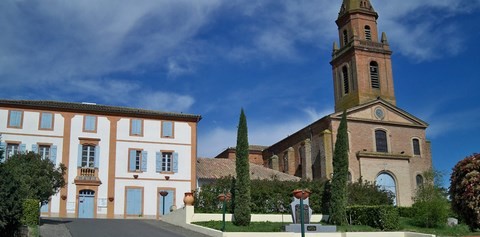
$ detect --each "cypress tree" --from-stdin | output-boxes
[233,108,251,226]
[329,111,349,225]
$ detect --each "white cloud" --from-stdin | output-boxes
[198,108,331,157]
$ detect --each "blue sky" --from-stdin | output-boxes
[1,0,480,186]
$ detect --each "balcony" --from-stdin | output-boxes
[74,167,101,186]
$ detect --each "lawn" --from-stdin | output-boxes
[193,218,480,236]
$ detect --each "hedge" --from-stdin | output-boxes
[21,199,40,227]
[347,205,399,230]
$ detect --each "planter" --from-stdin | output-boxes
[217,193,231,202]
[292,189,311,199]
[183,192,195,206]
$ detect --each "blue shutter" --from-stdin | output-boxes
[85,116,96,131]
[20,144,26,153]
[126,188,142,215]
[94,146,100,168]
[129,150,136,172]
[0,142,6,160]
[162,121,173,137]
[77,144,83,167]
[50,145,57,165]
[32,144,38,153]
[156,152,162,172]
[141,151,148,172]
[173,152,178,173]
[131,119,141,135]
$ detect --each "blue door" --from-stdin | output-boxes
[158,190,174,216]
[78,190,95,218]
[126,188,142,216]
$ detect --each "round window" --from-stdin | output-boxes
[374,107,385,120]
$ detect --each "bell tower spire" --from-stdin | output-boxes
[331,0,396,112]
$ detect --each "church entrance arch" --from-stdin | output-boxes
[376,172,397,205]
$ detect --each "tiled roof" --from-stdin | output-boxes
[0,99,201,121]
[196,158,301,181]
[225,145,269,152]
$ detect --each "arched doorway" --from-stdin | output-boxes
[376,172,397,205]
[78,189,95,218]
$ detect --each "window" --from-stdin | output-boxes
[38,145,51,160]
[156,151,178,173]
[342,66,349,94]
[412,138,421,155]
[6,143,19,159]
[370,61,380,89]
[343,30,348,46]
[416,175,424,188]
[39,112,54,130]
[161,121,174,138]
[83,115,97,132]
[365,25,372,41]
[8,110,23,128]
[129,149,147,172]
[130,119,143,136]
[375,129,388,152]
[81,145,96,168]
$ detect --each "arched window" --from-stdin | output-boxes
[365,25,372,41]
[370,61,379,89]
[376,173,397,205]
[342,66,349,94]
[343,30,348,46]
[416,174,424,188]
[375,129,388,152]
[412,138,421,155]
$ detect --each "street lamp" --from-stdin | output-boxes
[159,191,169,215]
[293,189,311,237]
[217,192,231,232]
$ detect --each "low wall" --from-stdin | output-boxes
[162,206,436,237]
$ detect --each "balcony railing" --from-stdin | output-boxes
[75,167,101,185]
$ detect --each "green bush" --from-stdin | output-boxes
[347,205,399,230]
[412,198,449,228]
[21,199,40,227]
[397,206,415,218]
[195,177,326,214]
[347,178,394,206]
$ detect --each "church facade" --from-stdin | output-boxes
[262,0,432,206]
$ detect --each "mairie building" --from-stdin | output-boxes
[262,0,432,206]
[0,99,201,218]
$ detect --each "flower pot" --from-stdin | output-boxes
[292,189,311,199]
[183,192,194,206]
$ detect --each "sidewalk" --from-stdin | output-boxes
[39,218,72,237]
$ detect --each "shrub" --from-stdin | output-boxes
[347,205,399,230]
[195,177,326,214]
[21,199,40,227]
[412,198,449,228]
[397,206,415,218]
[0,163,23,236]
[347,178,394,206]
[450,153,480,230]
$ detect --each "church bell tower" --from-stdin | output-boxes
[330,0,396,112]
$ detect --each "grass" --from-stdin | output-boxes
[193,218,480,236]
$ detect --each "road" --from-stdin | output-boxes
[40,218,213,237]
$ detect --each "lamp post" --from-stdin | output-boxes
[159,191,169,215]
[217,192,231,232]
[293,189,311,237]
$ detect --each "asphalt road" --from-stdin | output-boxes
[40,218,213,237]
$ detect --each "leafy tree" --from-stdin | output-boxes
[450,153,480,230]
[3,151,66,205]
[347,177,394,206]
[0,162,23,235]
[233,108,251,226]
[329,111,349,225]
[412,169,449,228]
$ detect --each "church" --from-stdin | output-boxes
[261,0,432,206]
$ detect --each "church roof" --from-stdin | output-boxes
[196,158,301,181]
[0,99,202,122]
[339,0,378,18]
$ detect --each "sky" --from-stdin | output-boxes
[1,0,480,186]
